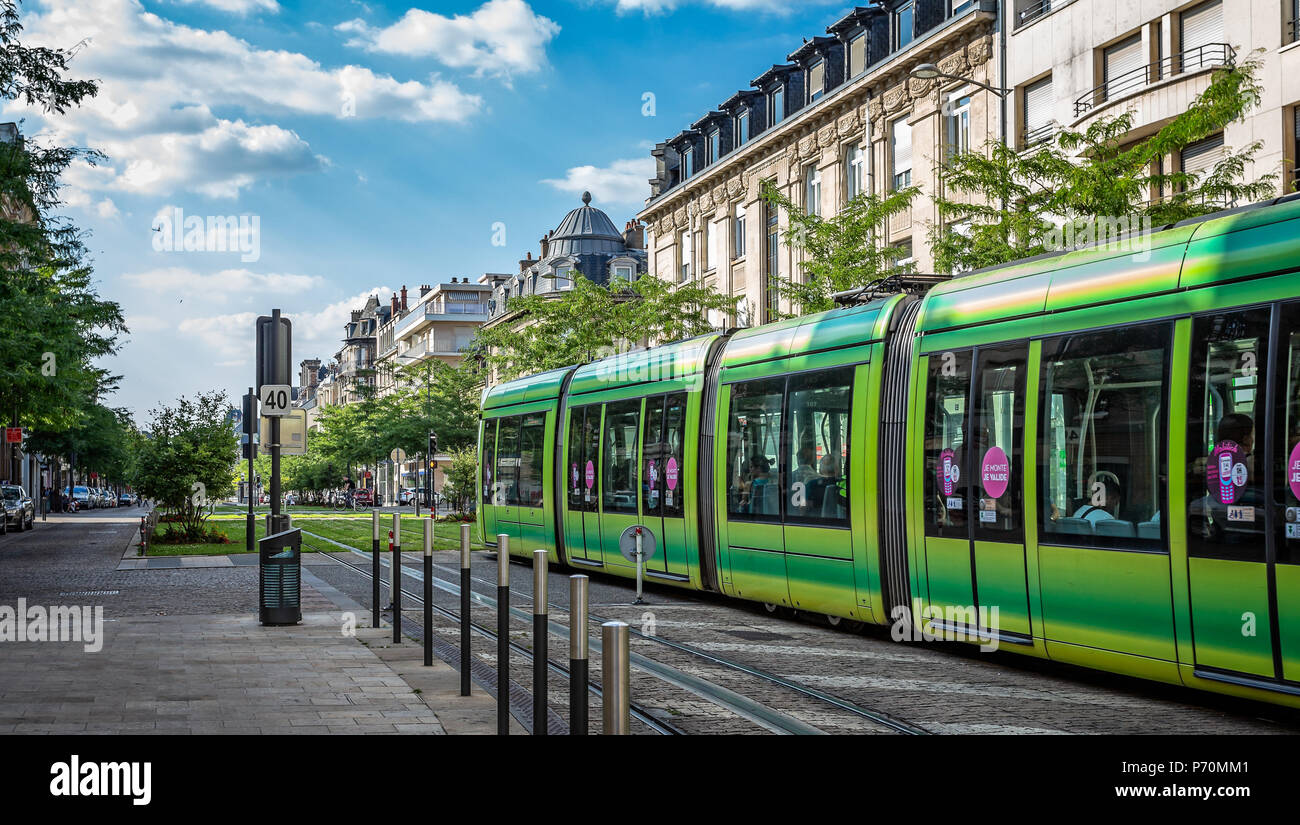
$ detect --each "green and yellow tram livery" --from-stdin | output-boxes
[479,193,1300,707]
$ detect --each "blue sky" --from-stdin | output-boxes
[11,0,850,420]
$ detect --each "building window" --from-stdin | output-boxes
[679,231,692,282]
[1102,34,1144,102]
[807,60,825,104]
[1290,0,1300,44]
[769,86,785,126]
[849,32,866,77]
[682,146,694,179]
[764,198,779,321]
[891,117,912,190]
[1022,75,1054,147]
[707,220,723,272]
[893,239,914,265]
[733,203,747,258]
[804,162,822,217]
[735,109,750,146]
[1293,105,1300,191]
[944,93,972,161]
[1180,0,1223,72]
[613,264,633,281]
[1180,132,1226,203]
[707,129,720,164]
[846,145,866,201]
[895,2,914,50]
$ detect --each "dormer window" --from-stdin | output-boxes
[807,60,825,103]
[682,145,694,179]
[849,32,866,77]
[735,109,750,146]
[769,85,785,125]
[895,2,914,50]
[707,129,720,164]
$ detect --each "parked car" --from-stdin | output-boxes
[118,491,134,506]
[100,488,116,508]
[353,488,374,507]
[68,485,92,510]
[398,488,419,505]
[1,485,35,532]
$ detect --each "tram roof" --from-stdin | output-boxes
[481,365,575,411]
[568,334,718,396]
[918,192,1300,335]
[720,297,896,371]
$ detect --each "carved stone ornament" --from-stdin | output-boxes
[713,184,727,205]
[907,76,934,98]
[798,134,817,158]
[883,83,911,113]
[938,51,970,78]
[728,176,745,198]
[967,34,993,66]
[673,207,687,228]
[817,124,836,148]
[836,110,862,139]
[867,98,884,123]
[657,218,671,236]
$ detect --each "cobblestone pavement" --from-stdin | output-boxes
[300,529,1300,735]
[0,511,448,734]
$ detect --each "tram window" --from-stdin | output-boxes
[785,368,853,526]
[567,408,585,510]
[643,397,666,517]
[582,405,601,510]
[518,413,546,508]
[481,419,497,506]
[602,400,641,514]
[924,350,972,539]
[1038,323,1170,551]
[726,378,785,522]
[973,346,1026,538]
[1189,309,1270,562]
[664,393,687,518]
[1280,303,1300,564]
[495,416,521,506]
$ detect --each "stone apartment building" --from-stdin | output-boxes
[639,0,1296,324]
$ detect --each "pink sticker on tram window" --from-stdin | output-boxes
[647,459,658,490]
[584,460,595,489]
[1207,441,1245,505]
[666,457,679,491]
[938,448,958,496]
[1289,442,1300,501]
[981,446,1011,499]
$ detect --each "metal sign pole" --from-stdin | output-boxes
[634,528,645,605]
[269,309,282,531]
[532,550,548,736]
[392,513,402,644]
[497,534,510,736]
[371,511,381,628]
[460,524,472,696]
[569,575,589,736]
[423,519,433,666]
[245,388,255,553]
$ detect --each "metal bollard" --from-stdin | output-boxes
[371,511,381,628]
[496,534,510,735]
[532,550,548,736]
[392,514,402,644]
[423,519,433,667]
[460,524,471,696]
[601,621,630,735]
[569,575,589,736]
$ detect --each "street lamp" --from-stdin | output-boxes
[909,62,1010,97]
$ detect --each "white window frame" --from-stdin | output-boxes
[845,145,866,202]
[944,90,972,161]
[733,203,747,259]
[679,231,692,282]
[891,116,913,190]
[804,162,822,217]
[807,60,825,104]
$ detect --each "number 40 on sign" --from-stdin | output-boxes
[259,384,292,417]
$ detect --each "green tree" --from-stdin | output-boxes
[133,392,238,540]
[440,446,478,514]
[759,180,919,316]
[931,55,1276,274]
[474,274,737,382]
[0,2,124,478]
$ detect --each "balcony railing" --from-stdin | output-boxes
[1021,123,1056,149]
[1074,43,1234,117]
[1291,16,1299,44]
[1017,0,1051,28]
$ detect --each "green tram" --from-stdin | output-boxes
[478,194,1300,706]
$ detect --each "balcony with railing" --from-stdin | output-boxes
[394,300,490,337]
[1021,122,1056,149]
[1016,0,1051,28]
[1074,43,1234,118]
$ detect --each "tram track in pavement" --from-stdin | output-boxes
[299,527,929,735]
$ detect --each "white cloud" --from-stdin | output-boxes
[167,0,280,14]
[95,198,120,218]
[123,266,324,295]
[541,157,656,206]
[12,0,483,198]
[609,0,830,12]
[338,0,559,80]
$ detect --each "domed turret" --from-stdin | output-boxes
[548,192,626,256]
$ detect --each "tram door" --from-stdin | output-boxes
[1187,304,1300,682]
[922,345,1033,639]
[641,394,689,578]
[563,406,600,564]
[597,399,643,568]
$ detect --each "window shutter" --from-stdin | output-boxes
[1181,133,1225,180]
[1181,0,1223,69]
[892,119,912,178]
[1103,35,1144,100]
[1023,75,1053,143]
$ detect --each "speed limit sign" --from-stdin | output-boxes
[259,384,292,417]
